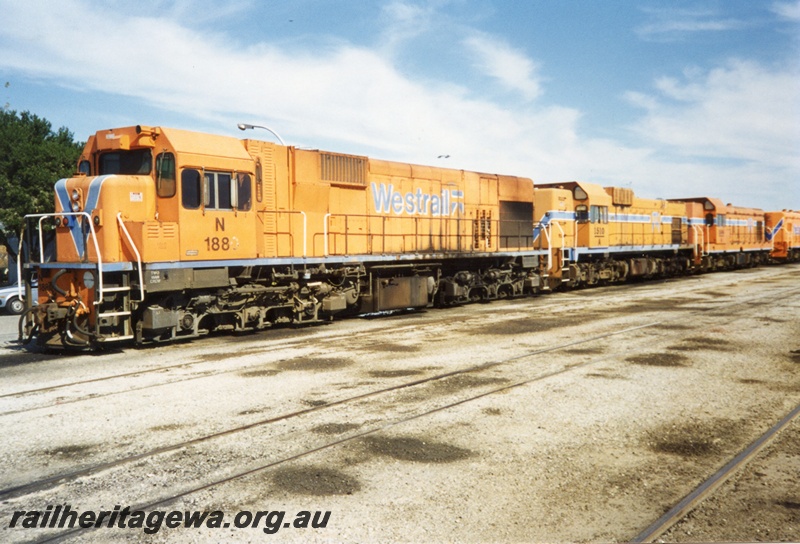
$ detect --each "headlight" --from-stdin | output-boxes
[72,189,80,201]
[71,201,80,212]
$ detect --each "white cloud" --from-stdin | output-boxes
[626,60,800,167]
[381,0,437,48]
[0,0,797,211]
[0,0,553,165]
[635,7,747,41]
[771,0,800,21]
[462,33,543,101]
[621,60,800,207]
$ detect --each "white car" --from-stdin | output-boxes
[0,283,37,315]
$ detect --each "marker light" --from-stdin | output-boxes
[83,271,96,290]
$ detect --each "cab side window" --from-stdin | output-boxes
[156,152,176,198]
[182,169,253,211]
[182,169,202,209]
[590,205,608,224]
[236,173,252,211]
[204,172,232,210]
[576,205,589,223]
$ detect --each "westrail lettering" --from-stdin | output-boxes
[371,183,464,217]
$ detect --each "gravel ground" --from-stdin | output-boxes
[0,264,798,543]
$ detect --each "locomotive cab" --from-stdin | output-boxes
[537,181,610,249]
[20,125,267,348]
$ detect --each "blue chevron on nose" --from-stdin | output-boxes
[54,176,113,259]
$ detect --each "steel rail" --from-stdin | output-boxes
[31,323,663,543]
[632,402,800,542]
[38,328,800,544]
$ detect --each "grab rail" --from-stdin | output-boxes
[17,212,104,303]
[17,211,146,307]
[116,213,145,302]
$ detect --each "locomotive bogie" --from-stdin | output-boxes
[128,262,370,344]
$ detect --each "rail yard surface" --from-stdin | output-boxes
[1,264,798,543]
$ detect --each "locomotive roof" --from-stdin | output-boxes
[667,196,725,208]
[536,181,611,199]
[156,127,253,161]
[669,196,765,215]
[88,125,253,163]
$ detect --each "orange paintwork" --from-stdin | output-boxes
[55,126,536,270]
[535,181,688,251]
[677,198,771,255]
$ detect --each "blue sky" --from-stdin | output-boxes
[1,0,798,210]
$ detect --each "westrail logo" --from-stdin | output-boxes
[371,183,464,217]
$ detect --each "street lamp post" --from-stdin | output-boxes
[237,123,286,146]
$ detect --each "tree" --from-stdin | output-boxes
[0,110,84,264]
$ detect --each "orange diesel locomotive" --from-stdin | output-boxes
[18,125,545,348]
[674,197,772,269]
[533,182,691,288]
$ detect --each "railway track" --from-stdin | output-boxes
[0,320,663,502]
[31,326,661,543]
[0,266,792,416]
[1,276,795,468]
[632,401,800,542]
[3,278,798,542]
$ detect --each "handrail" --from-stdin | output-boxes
[552,220,569,269]
[258,210,308,257]
[574,219,579,259]
[323,213,331,256]
[17,212,104,304]
[300,211,307,257]
[116,213,145,302]
[323,213,532,256]
[691,224,705,260]
[553,220,565,250]
[542,222,552,273]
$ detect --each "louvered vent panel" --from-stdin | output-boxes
[320,153,367,186]
[161,224,177,238]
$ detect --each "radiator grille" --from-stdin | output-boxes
[320,153,367,186]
